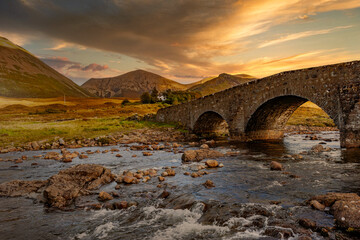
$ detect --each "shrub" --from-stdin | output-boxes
[121,99,130,106]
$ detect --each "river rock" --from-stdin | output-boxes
[270,161,283,171]
[62,158,72,163]
[203,180,215,188]
[143,176,151,183]
[134,173,143,179]
[130,145,147,151]
[200,144,209,149]
[190,165,205,171]
[311,144,324,153]
[172,143,180,148]
[309,192,360,230]
[205,160,219,168]
[114,201,128,209]
[191,172,199,178]
[143,152,152,156]
[148,169,157,177]
[44,152,62,160]
[298,218,317,230]
[123,176,136,184]
[158,176,165,181]
[182,149,224,163]
[310,192,360,207]
[98,191,113,201]
[58,138,65,145]
[115,176,123,183]
[43,164,115,208]
[31,141,40,150]
[159,190,170,199]
[165,168,176,176]
[331,200,360,229]
[0,180,48,197]
[79,154,88,159]
[123,171,133,177]
[309,200,325,211]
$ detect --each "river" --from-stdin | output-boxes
[0,131,359,239]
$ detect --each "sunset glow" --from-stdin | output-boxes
[0,0,359,84]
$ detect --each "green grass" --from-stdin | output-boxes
[0,98,174,148]
[287,106,336,127]
[0,118,180,147]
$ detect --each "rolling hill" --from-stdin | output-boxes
[188,73,256,96]
[82,70,188,98]
[0,36,94,98]
[82,71,256,98]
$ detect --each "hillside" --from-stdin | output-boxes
[83,71,257,98]
[185,76,216,89]
[0,37,94,98]
[188,73,256,96]
[82,70,188,98]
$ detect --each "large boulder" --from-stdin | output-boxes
[182,149,224,163]
[309,192,360,231]
[332,200,360,229]
[309,192,360,207]
[43,164,115,208]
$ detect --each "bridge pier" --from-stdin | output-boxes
[340,130,360,148]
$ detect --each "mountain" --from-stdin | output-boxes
[82,70,188,98]
[188,73,256,96]
[0,36,93,98]
[185,76,216,89]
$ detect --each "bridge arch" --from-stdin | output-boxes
[244,95,338,141]
[193,111,229,137]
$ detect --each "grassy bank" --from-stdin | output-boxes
[0,97,174,148]
[0,97,336,148]
[287,102,336,128]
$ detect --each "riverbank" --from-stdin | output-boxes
[0,97,337,153]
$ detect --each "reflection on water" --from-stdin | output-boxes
[0,131,360,239]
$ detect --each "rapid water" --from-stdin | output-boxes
[1,131,360,240]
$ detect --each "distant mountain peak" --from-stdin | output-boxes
[82,70,187,98]
[0,36,94,98]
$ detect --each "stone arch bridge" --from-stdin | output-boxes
[156,61,360,148]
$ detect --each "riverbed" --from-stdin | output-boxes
[0,131,359,239]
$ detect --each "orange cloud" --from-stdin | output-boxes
[258,25,353,48]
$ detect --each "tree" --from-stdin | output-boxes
[172,96,179,105]
[150,87,159,103]
[140,92,152,103]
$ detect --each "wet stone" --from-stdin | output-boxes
[270,161,283,171]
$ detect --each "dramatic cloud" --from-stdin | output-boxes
[0,0,359,79]
[68,63,109,72]
[258,25,353,48]
[41,56,77,69]
[41,56,118,84]
[42,56,108,72]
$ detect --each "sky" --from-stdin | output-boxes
[0,0,359,85]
